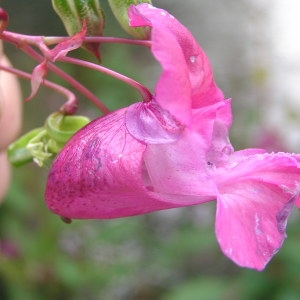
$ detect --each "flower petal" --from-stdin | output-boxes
[126,100,184,144]
[129,4,223,124]
[215,153,300,270]
[143,105,218,201]
[45,108,187,219]
[144,132,216,202]
[205,99,234,166]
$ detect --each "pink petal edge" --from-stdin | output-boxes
[215,153,300,270]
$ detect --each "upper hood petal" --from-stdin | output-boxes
[129,4,224,124]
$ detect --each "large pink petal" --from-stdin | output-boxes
[137,100,234,202]
[129,4,223,124]
[144,132,216,203]
[143,105,217,201]
[45,108,185,219]
[215,153,300,270]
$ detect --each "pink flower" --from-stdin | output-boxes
[45,4,300,270]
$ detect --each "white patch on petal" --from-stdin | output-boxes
[112,153,123,164]
[227,248,233,256]
[254,213,262,236]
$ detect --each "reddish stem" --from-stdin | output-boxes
[45,36,152,48]
[0,62,78,114]
[59,56,153,102]
[1,30,152,48]
[0,30,153,109]
[22,45,110,114]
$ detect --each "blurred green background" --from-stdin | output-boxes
[1,1,300,299]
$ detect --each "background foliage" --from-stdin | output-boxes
[1,1,300,299]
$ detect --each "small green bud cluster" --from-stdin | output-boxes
[8,113,90,167]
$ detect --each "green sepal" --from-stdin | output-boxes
[108,0,152,39]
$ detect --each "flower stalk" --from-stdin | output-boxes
[0,29,152,112]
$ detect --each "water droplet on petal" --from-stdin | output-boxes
[222,146,233,156]
[190,56,196,63]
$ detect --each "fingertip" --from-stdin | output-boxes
[0,52,22,150]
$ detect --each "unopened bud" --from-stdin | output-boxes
[7,113,90,167]
[108,0,151,39]
[52,0,105,60]
[46,112,90,145]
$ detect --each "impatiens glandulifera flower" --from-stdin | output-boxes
[52,0,105,60]
[45,4,300,270]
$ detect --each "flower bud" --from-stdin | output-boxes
[7,128,44,167]
[52,0,105,60]
[108,0,151,39]
[46,112,90,144]
[7,113,90,167]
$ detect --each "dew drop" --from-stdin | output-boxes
[190,56,196,63]
[222,146,233,155]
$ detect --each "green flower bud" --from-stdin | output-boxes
[108,0,151,39]
[7,128,44,167]
[46,112,90,145]
[8,112,90,168]
[52,0,105,59]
